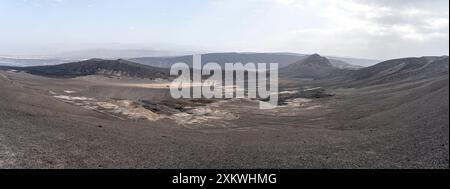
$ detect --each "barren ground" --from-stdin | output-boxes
[0,71,448,168]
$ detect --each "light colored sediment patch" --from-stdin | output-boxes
[96,100,160,121]
[54,95,95,101]
[279,90,299,94]
[64,90,77,94]
[272,98,316,116]
[75,75,172,87]
[171,101,239,127]
[79,76,247,94]
[115,83,172,89]
[306,105,323,110]
[104,82,204,89]
[52,94,159,121]
[281,98,313,108]
[50,90,239,125]
[0,73,8,80]
[303,87,322,91]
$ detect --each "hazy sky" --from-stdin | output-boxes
[0,0,448,59]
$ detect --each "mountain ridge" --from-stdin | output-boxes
[347,55,449,87]
[129,52,366,69]
[1,58,170,79]
[279,54,346,79]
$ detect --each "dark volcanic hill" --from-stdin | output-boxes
[129,52,366,70]
[279,54,346,79]
[348,56,449,87]
[5,59,170,79]
[129,52,304,68]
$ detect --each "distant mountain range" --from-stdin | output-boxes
[52,49,200,59]
[0,57,74,67]
[2,54,447,86]
[0,52,376,69]
[0,49,201,66]
[129,52,369,69]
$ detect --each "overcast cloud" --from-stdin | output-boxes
[0,0,448,59]
[270,0,449,59]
